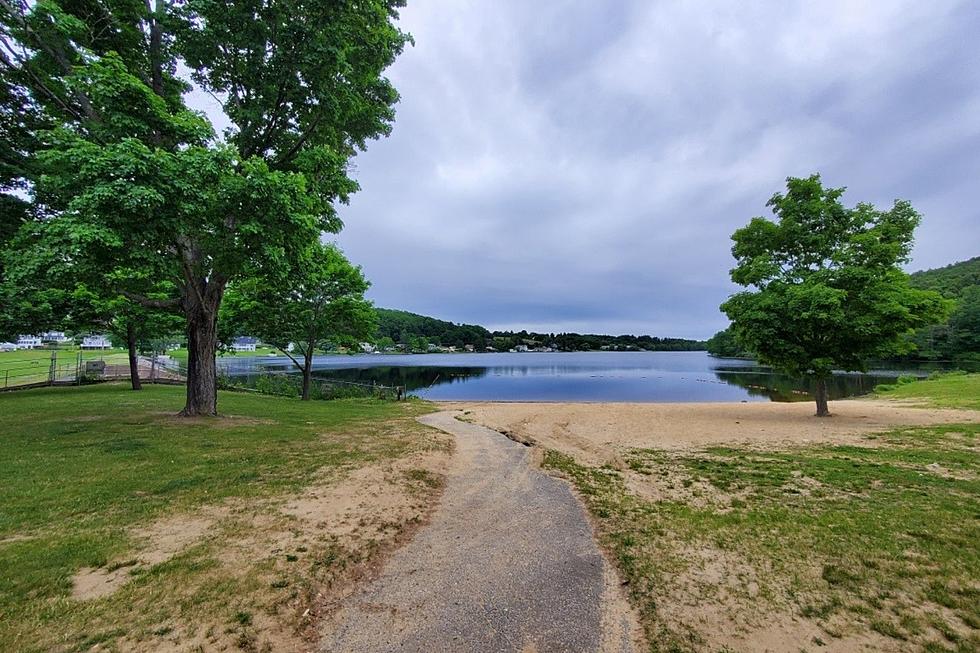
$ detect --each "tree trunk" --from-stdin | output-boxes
[814,377,831,417]
[181,300,220,416]
[301,351,313,400]
[127,322,142,391]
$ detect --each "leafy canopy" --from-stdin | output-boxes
[721,174,949,378]
[222,242,376,357]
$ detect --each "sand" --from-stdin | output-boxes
[451,399,980,464]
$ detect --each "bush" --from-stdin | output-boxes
[927,369,968,380]
[896,375,918,385]
[252,374,301,397]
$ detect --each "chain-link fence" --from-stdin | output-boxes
[0,350,185,390]
[1,350,405,400]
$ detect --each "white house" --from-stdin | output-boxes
[81,334,112,349]
[41,331,71,344]
[231,336,258,352]
[16,335,42,349]
[0,342,17,352]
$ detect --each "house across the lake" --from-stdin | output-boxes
[231,336,259,352]
[16,335,42,349]
[41,331,72,345]
[80,335,112,349]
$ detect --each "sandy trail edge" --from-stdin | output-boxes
[449,399,980,465]
[318,411,643,653]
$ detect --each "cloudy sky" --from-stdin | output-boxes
[323,1,979,339]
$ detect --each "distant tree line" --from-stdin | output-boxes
[705,328,751,358]
[374,308,706,352]
[488,331,705,352]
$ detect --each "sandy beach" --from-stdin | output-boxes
[451,398,980,464]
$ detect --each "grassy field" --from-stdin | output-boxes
[544,375,980,652]
[166,346,282,363]
[0,384,443,652]
[875,372,980,410]
[0,348,130,387]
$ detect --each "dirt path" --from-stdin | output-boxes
[319,410,641,653]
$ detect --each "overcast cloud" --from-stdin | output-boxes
[311,1,979,339]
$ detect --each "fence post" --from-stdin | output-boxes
[48,350,57,385]
[76,350,82,385]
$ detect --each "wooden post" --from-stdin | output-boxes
[48,351,57,385]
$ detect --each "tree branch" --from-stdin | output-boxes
[274,110,324,166]
[278,346,304,372]
[120,289,181,310]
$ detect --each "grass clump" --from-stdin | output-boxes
[875,372,980,410]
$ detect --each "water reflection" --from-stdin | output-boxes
[711,365,894,402]
[219,351,936,403]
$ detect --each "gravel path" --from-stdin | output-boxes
[320,410,640,653]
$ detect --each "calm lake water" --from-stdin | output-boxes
[218,351,934,403]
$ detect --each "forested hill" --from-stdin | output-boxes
[910,256,980,297]
[375,309,490,350]
[374,308,706,352]
[906,256,980,362]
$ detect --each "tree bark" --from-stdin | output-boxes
[127,322,142,391]
[301,353,313,401]
[814,377,830,417]
[181,297,221,416]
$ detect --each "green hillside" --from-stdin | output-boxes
[909,256,980,298]
[375,308,491,351]
[908,257,979,362]
[374,308,705,353]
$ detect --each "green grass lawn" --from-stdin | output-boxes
[0,383,439,652]
[166,346,283,363]
[544,375,980,652]
[875,372,980,410]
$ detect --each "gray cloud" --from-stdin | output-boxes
[322,1,980,339]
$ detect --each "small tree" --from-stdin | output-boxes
[224,244,376,400]
[721,175,950,416]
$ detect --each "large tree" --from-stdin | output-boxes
[0,0,408,414]
[223,242,376,400]
[721,175,950,416]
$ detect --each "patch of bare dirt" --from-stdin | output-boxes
[105,433,452,652]
[72,506,228,601]
[640,542,903,653]
[455,400,980,465]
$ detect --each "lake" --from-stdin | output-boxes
[217,351,932,403]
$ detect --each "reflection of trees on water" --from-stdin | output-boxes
[229,356,907,401]
[312,366,489,391]
[713,366,894,402]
